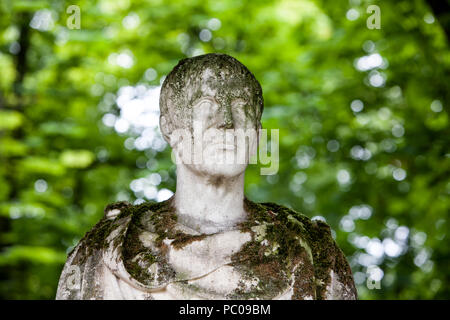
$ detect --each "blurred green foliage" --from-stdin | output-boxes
[0,0,448,299]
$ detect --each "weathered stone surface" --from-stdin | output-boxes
[56,53,357,300]
[56,198,356,300]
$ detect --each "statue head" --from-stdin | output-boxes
[159,53,264,178]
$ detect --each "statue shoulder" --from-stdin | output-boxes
[68,200,170,260]
[103,200,133,220]
[260,201,313,224]
[57,200,172,299]
[64,201,132,262]
[243,198,356,299]
[251,200,336,241]
[244,199,318,234]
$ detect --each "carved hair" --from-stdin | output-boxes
[159,53,264,142]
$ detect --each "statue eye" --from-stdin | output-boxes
[231,103,246,126]
[199,99,217,111]
[193,99,219,125]
[201,99,211,106]
[233,100,245,107]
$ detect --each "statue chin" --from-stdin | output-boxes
[177,144,250,178]
[184,159,247,179]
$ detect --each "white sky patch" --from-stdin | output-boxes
[312,215,326,222]
[102,84,166,152]
[144,186,158,199]
[430,100,443,113]
[414,248,430,267]
[349,204,373,220]
[116,85,160,129]
[157,188,174,202]
[386,218,398,229]
[355,53,383,71]
[367,265,384,281]
[350,145,372,161]
[362,40,375,53]
[130,175,173,201]
[383,238,402,257]
[346,8,360,21]
[337,169,351,185]
[380,138,397,153]
[122,13,140,29]
[101,84,172,204]
[412,231,427,247]
[350,99,364,112]
[392,124,405,137]
[9,42,20,54]
[349,235,370,249]
[357,253,379,267]
[424,13,435,24]
[102,113,116,127]
[144,68,158,81]
[378,107,392,120]
[108,51,135,69]
[293,171,307,184]
[366,238,384,258]
[395,226,410,242]
[368,71,385,87]
[30,9,55,31]
[296,146,316,169]
[114,118,129,133]
[199,29,212,42]
[327,139,340,152]
[393,168,407,181]
[340,215,355,232]
[207,18,221,31]
[117,52,134,68]
[34,179,48,193]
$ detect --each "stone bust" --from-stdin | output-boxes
[56,53,357,300]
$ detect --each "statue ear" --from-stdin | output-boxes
[159,115,172,145]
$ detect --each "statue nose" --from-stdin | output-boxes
[219,108,234,129]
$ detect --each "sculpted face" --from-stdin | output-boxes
[188,71,259,177]
[160,54,264,178]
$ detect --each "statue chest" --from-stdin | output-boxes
[104,215,317,299]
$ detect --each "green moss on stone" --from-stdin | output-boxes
[68,196,356,299]
[160,53,264,133]
[228,198,355,299]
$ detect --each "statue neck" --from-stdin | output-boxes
[173,163,247,234]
